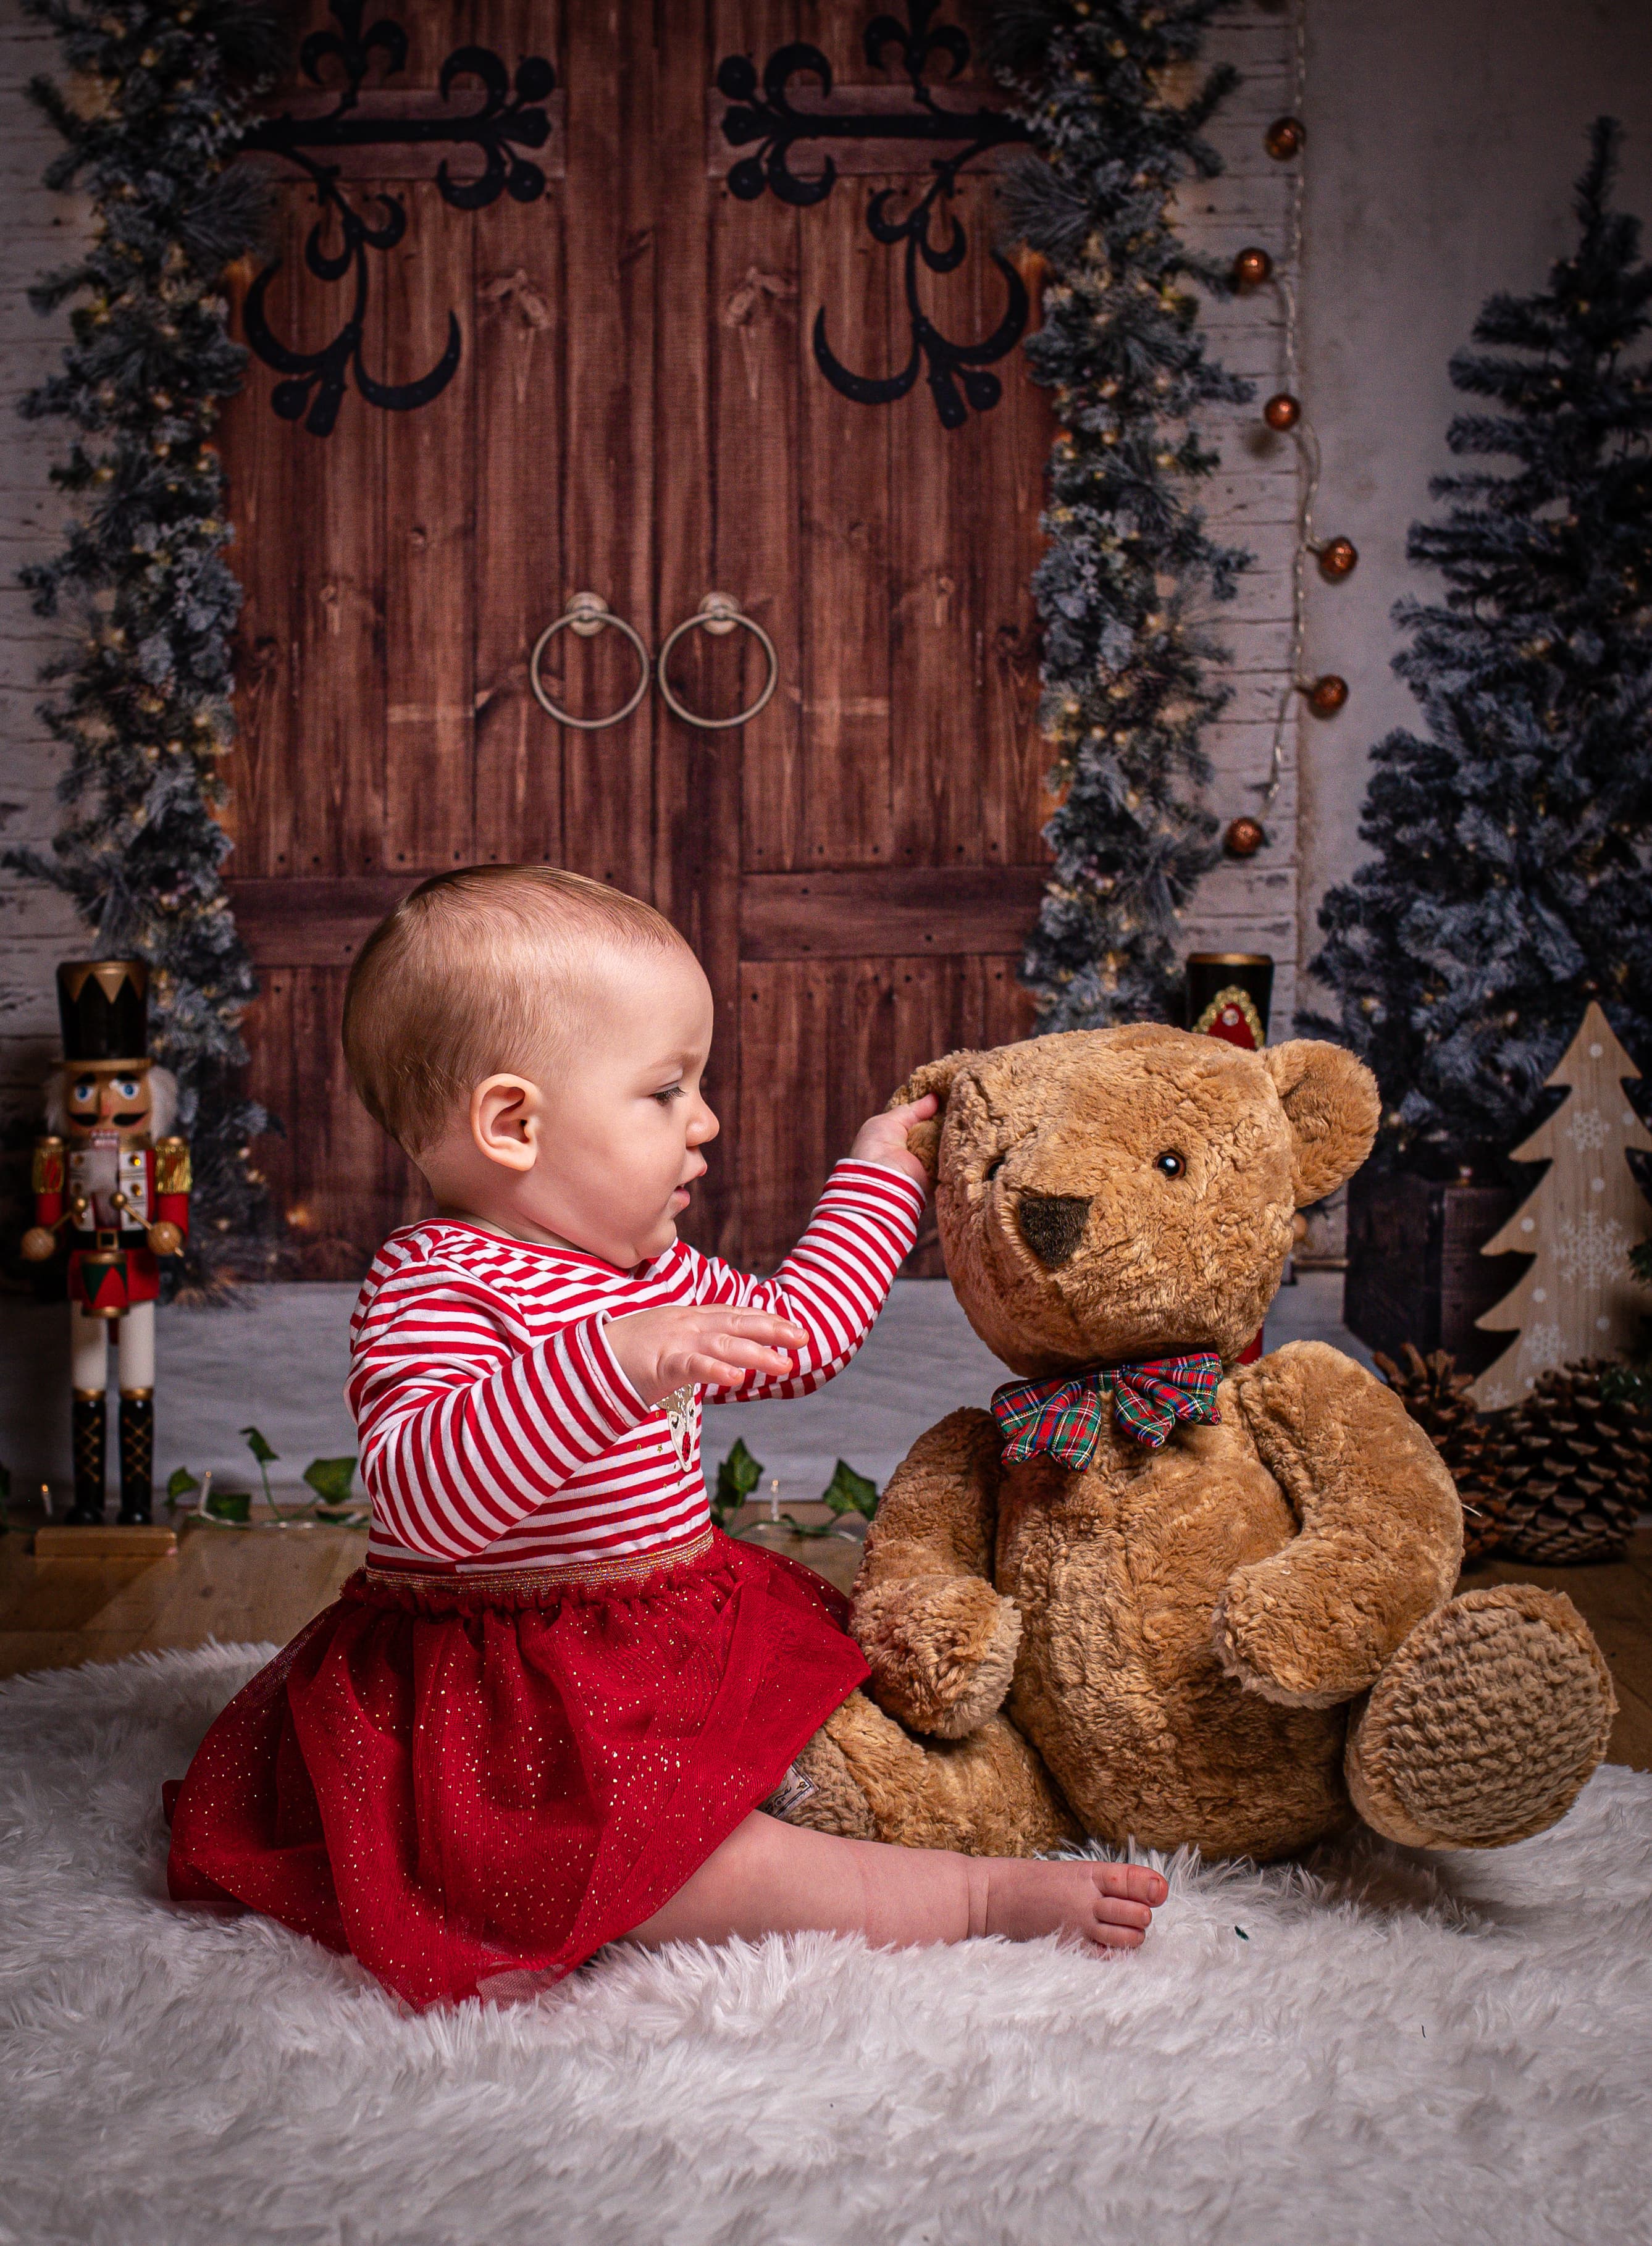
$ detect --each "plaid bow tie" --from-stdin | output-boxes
[991,1353,1224,1469]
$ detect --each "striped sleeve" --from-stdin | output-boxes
[348,1257,650,1561]
[698,1159,926,1403]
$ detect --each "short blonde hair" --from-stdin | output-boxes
[342,864,692,1155]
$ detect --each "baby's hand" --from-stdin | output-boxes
[850,1092,938,1186]
[605,1305,811,1407]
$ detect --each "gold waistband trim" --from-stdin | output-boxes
[363,1523,715,1598]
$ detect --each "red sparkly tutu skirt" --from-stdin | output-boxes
[165,1528,867,2009]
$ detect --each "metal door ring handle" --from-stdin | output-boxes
[656,593,779,731]
[529,593,651,730]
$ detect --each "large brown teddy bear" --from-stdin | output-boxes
[789,1026,1614,1863]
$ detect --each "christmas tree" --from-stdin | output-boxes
[7,1,289,1285]
[989,0,1251,1028]
[1471,1002,1652,1409]
[1307,119,1652,1174]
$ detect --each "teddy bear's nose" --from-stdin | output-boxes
[1017,1192,1092,1269]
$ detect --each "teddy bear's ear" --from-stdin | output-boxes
[886,1049,983,1180]
[1262,1039,1380,1207]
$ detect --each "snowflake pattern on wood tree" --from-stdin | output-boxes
[1472,1002,1652,1409]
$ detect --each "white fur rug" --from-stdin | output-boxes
[3,1648,1650,2246]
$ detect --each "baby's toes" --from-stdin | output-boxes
[1096,1861,1167,1905]
[1085,1916,1147,1951]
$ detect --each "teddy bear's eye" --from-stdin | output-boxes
[1155,1152,1186,1178]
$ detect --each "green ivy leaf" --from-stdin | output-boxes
[302,1456,357,1506]
[711,1438,765,1528]
[166,1466,200,1503]
[240,1426,279,1465]
[821,1459,879,1519]
[204,1488,252,1523]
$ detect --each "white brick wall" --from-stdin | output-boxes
[0,0,88,1126]
[1170,2,1305,1036]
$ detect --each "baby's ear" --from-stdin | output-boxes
[887,1049,983,1181]
[1263,1040,1380,1207]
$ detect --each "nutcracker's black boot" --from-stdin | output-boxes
[67,1388,107,1524]
[117,1389,154,1525]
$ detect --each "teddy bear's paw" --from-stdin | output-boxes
[768,1717,878,1840]
[1345,1584,1615,1850]
[852,1577,1021,1739]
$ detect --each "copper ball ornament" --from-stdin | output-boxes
[1264,115,1305,160]
[1317,536,1359,580]
[1223,816,1267,858]
[1264,392,1301,432]
[1232,245,1274,288]
[1306,674,1349,716]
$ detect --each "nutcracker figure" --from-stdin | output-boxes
[20,960,190,1525]
[1186,952,1274,1365]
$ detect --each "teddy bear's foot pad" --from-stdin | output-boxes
[1346,1584,1615,1850]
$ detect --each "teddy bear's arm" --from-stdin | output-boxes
[1214,1340,1463,1709]
[852,1407,1022,1740]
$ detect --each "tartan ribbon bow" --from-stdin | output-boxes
[991,1352,1223,1469]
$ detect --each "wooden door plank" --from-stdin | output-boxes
[220,246,298,881]
[240,966,298,1244]
[739,959,831,1269]
[559,1,655,898]
[740,864,1048,956]
[248,30,392,880]
[886,172,991,871]
[223,864,1052,965]
[471,1,566,870]
[470,184,568,868]
[653,2,732,1247]
[713,2,805,889]
[383,180,477,877]
[797,174,893,869]
[970,178,1054,869]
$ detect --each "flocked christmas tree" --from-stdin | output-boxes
[990,0,1251,1028]
[1307,119,1652,1175]
[7,1,289,1284]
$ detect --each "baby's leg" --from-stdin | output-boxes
[626,1812,1167,1956]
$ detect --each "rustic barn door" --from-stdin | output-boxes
[224,1,1052,1274]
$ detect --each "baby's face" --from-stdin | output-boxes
[516,945,719,1267]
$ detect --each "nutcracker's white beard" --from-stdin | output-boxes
[43,1065,178,1138]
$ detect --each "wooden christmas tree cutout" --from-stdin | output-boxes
[1472,1002,1652,1409]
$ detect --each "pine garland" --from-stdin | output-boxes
[9,0,289,1281]
[1306,119,1652,1173]
[990,0,1252,1027]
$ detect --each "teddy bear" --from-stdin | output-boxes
[787,1026,1615,1863]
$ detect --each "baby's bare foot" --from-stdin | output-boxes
[974,1856,1168,1952]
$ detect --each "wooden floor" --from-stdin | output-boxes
[2,1509,1649,1771]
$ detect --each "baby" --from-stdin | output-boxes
[167,866,1164,2006]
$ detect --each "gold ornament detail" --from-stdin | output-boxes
[153,1136,191,1193]
[1191,986,1266,1047]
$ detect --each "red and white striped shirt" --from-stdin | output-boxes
[349,1160,926,1574]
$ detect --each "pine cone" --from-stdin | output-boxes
[1375,1344,1510,1562]
[1498,1359,1652,1565]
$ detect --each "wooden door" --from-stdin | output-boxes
[224,1,1052,1275]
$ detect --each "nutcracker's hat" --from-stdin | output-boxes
[57,958,148,1063]
[1185,952,1273,1050]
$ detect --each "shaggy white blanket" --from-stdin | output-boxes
[2,1647,1649,2246]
